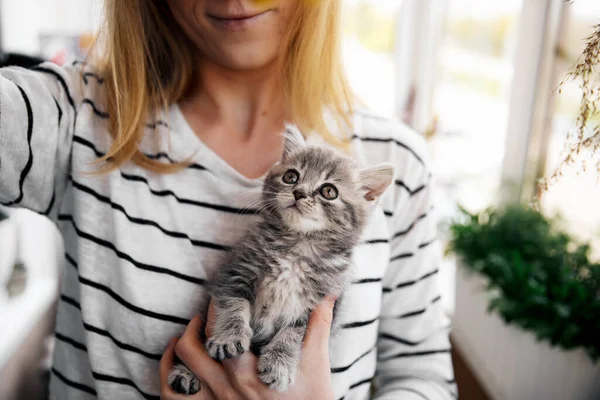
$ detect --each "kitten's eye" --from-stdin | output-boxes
[282,170,299,184]
[320,184,338,200]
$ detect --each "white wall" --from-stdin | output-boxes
[0,0,101,55]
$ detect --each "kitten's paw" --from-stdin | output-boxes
[257,350,297,392]
[205,331,250,360]
[168,364,201,395]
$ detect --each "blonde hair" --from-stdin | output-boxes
[91,0,354,173]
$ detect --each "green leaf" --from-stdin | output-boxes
[554,304,571,319]
[448,203,600,362]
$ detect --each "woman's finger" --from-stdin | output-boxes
[303,297,335,350]
[222,351,263,394]
[175,316,236,396]
[160,337,179,385]
[301,296,336,369]
[159,337,196,400]
[205,300,216,338]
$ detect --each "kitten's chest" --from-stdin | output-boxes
[254,258,321,322]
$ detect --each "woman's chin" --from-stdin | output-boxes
[214,51,279,72]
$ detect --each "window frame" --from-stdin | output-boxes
[500,0,565,204]
[394,0,566,205]
[394,0,449,133]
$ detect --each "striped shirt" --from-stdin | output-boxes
[0,62,456,400]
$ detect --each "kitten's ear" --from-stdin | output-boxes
[359,163,395,201]
[282,123,305,160]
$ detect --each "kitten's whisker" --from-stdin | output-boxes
[235,197,265,217]
[261,182,280,190]
[241,198,273,213]
[231,198,278,231]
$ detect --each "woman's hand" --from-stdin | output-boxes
[159,335,218,400]
[159,297,336,400]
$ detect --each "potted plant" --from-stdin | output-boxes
[447,204,600,400]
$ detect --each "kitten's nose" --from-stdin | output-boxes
[293,190,307,201]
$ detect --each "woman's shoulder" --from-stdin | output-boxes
[5,59,107,123]
[349,110,433,225]
[350,108,431,178]
[19,59,100,90]
[65,59,105,101]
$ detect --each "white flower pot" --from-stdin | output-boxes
[451,265,600,400]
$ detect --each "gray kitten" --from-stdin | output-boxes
[169,125,394,394]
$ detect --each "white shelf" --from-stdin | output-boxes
[0,208,63,372]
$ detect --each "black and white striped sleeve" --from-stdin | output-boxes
[0,62,78,218]
[374,152,456,399]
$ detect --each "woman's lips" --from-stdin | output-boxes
[207,9,273,30]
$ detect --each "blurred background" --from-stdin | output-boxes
[1,0,599,399]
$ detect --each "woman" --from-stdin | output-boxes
[0,0,455,399]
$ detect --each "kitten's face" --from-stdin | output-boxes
[264,147,362,233]
[262,126,395,235]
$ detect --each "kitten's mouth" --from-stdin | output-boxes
[288,204,303,215]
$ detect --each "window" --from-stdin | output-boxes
[343,0,528,215]
[430,0,523,213]
[342,0,402,118]
[0,0,99,60]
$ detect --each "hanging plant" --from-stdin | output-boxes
[536,24,600,201]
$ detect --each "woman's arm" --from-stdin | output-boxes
[0,62,78,219]
[374,168,456,399]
